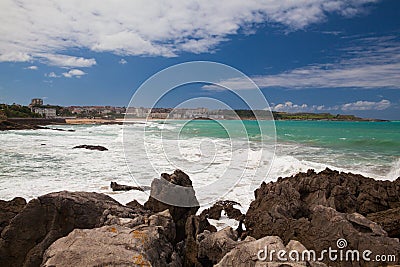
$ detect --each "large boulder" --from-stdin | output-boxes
[41,210,181,267]
[144,170,199,243]
[0,191,138,267]
[0,197,26,233]
[197,227,239,264]
[245,169,400,266]
[215,235,327,267]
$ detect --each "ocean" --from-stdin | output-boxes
[0,120,399,216]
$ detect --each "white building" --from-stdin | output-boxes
[32,107,57,118]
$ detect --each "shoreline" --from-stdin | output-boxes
[0,117,393,130]
[0,168,399,266]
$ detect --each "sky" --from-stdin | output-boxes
[0,0,399,119]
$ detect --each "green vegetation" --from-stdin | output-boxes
[0,104,41,118]
[232,110,380,121]
[272,112,375,121]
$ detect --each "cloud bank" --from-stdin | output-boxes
[0,0,378,66]
[271,99,391,112]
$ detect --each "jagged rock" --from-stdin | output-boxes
[72,145,108,151]
[224,205,244,221]
[367,207,400,238]
[0,197,26,233]
[284,168,399,215]
[41,213,181,267]
[215,235,327,267]
[197,227,239,264]
[245,169,400,266]
[110,181,144,191]
[183,214,217,266]
[0,191,138,267]
[200,200,244,221]
[200,204,223,220]
[144,169,199,243]
[126,199,146,210]
[0,120,43,131]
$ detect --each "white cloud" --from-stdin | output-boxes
[45,72,60,78]
[205,35,400,90]
[39,54,96,68]
[271,99,391,112]
[341,99,391,111]
[25,65,38,70]
[62,69,87,78]
[0,52,32,62]
[0,0,377,65]
[272,101,312,112]
[119,58,127,65]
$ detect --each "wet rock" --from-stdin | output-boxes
[0,191,137,267]
[110,181,144,191]
[144,169,199,243]
[0,197,26,233]
[200,204,223,220]
[200,200,244,221]
[72,145,108,151]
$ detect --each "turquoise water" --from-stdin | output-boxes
[174,120,399,157]
[0,120,398,204]
[276,121,400,157]
[164,119,400,179]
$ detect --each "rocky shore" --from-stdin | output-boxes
[0,169,399,266]
[0,118,67,131]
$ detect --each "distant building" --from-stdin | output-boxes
[32,107,57,118]
[30,98,43,107]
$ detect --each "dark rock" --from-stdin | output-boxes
[198,227,239,264]
[200,204,223,220]
[183,214,217,267]
[0,197,26,233]
[245,169,400,266]
[200,200,244,221]
[224,204,244,221]
[110,181,144,191]
[144,169,199,243]
[49,128,75,132]
[0,120,43,131]
[0,191,137,267]
[126,199,145,210]
[367,207,400,238]
[72,145,108,151]
[161,169,193,187]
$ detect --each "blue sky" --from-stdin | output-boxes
[0,0,399,119]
